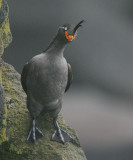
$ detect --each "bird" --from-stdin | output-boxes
[21,20,84,144]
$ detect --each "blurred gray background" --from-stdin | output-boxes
[3,0,133,159]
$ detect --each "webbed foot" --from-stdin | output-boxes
[52,120,73,144]
[27,119,44,142]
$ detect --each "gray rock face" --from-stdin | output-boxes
[0,0,12,144]
[0,83,5,126]
[5,96,14,109]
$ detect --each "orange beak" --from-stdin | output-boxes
[65,31,76,42]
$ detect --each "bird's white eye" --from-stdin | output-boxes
[64,27,67,31]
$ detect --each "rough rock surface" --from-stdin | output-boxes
[0,0,12,144]
[0,0,87,159]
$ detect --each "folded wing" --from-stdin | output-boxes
[65,63,73,92]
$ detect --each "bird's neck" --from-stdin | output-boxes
[44,35,67,56]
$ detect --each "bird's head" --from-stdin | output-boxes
[57,20,85,43]
[45,20,84,52]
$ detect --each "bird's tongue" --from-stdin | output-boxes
[65,31,75,42]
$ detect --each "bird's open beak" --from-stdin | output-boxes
[65,31,76,42]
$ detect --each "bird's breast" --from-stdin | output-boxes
[28,55,68,102]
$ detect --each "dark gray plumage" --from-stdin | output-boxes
[21,20,84,143]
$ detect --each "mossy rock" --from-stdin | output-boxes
[0,60,87,160]
[0,0,12,145]
[0,0,12,57]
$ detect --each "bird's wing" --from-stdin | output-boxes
[21,62,29,94]
[65,63,73,92]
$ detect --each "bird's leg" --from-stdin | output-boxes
[32,119,36,141]
[52,117,73,144]
[27,119,44,142]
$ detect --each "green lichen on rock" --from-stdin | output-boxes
[0,0,12,57]
[0,79,8,144]
[0,61,87,160]
[0,0,12,144]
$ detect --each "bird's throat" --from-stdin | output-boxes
[45,36,66,55]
